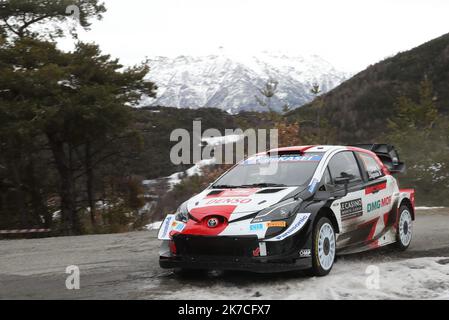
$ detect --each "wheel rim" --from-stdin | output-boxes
[399,209,412,246]
[318,223,336,271]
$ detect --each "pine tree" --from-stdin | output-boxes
[0,0,106,40]
[255,78,279,113]
[0,1,157,234]
[388,77,438,135]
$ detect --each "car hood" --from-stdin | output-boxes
[186,187,300,221]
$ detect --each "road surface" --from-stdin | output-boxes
[1,208,449,299]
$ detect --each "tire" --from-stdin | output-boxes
[309,217,336,276]
[395,205,413,251]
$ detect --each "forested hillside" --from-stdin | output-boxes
[288,32,449,142]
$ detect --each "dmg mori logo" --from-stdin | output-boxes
[207,218,219,228]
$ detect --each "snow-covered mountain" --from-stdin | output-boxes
[142,51,349,113]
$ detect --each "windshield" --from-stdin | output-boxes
[212,153,323,188]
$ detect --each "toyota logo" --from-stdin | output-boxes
[207,218,219,228]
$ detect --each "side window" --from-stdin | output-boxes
[358,152,384,181]
[328,151,362,184]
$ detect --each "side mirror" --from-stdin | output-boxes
[333,175,351,198]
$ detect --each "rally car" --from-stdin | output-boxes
[158,144,415,276]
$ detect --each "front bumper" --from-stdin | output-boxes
[160,255,312,273]
[159,226,312,273]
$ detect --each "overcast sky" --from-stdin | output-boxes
[59,0,449,72]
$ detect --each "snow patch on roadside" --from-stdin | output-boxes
[148,257,449,300]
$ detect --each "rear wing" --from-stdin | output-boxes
[351,144,406,174]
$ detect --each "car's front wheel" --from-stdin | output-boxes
[395,205,413,251]
[310,217,336,276]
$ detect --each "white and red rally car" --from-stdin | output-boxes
[158,144,415,276]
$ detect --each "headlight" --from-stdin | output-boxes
[251,199,302,223]
[175,201,189,222]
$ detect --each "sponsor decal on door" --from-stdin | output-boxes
[340,198,363,220]
[367,196,392,213]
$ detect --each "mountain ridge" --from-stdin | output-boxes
[142,52,348,113]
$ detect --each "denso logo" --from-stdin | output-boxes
[367,196,392,213]
[206,198,252,205]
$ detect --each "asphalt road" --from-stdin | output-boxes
[1,209,449,300]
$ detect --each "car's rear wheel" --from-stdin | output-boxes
[310,217,336,276]
[395,205,413,251]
